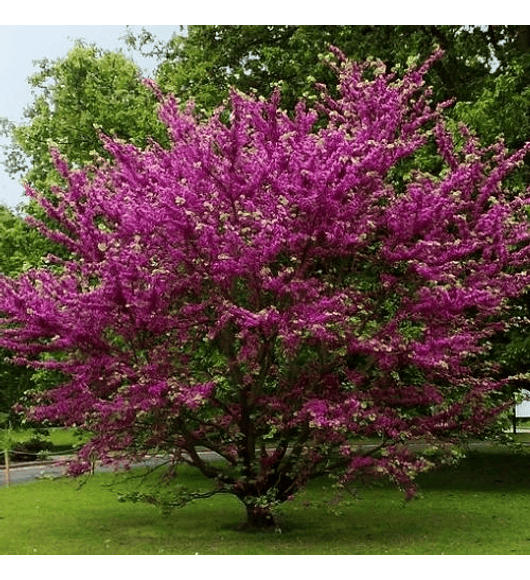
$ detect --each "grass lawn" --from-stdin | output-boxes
[2,447,530,554]
[44,427,90,450]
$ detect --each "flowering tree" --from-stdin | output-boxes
[0,49,529,528]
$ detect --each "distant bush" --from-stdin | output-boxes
[0,435,53,464]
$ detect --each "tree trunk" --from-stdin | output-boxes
[243,503,276,530]
[516,25,530,53]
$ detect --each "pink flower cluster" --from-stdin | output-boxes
[0,49,529,502]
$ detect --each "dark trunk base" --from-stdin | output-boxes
[238,504,277,531]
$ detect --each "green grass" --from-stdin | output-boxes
[3,448,530,554]
[1,426,86,449]
[513,432,530,443]
[44,427,89,452]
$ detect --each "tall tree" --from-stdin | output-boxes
[0,52,529,528]
[146,26,529,123]
[0,40,171,416]
[1,41,168,199]
[0,205,51,417]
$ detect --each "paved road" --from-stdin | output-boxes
[1,459,69,487]
[0,456,171,488]
[0,452,224,488]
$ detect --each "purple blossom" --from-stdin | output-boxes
[0,50,529,509]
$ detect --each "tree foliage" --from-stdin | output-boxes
[147,26,529,132]
[0,51,529,527]
[112,25,530,387]
[144,25,530,198]
[1,41,168,198]
[4,26,530,201]
[0,41,170,417]
[0,205,55,417]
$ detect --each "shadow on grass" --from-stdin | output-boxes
[14,494,524,554]
[417,450,530,493]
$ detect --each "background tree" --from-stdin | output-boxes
[5,26,530,203]
[0,204,52,418]
[0,40,170,395]
[0,52,529,529]
[140,26,529,133]
[0,40,170,417]
[1,41,168,201]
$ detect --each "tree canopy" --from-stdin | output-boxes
[0,51,529,528]
[1,41,168,199]
[3,26,530,205]
[146,26,530,146]
[0,205,52,417]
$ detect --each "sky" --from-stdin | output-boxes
[0,25,180,209]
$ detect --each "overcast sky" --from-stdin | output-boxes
[0,25,180,209]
